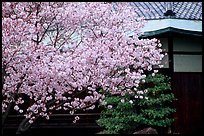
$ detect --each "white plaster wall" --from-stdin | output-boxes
[174,55,202,72]
[142,19,202,33]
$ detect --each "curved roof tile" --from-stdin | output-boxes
[130,2,202,20]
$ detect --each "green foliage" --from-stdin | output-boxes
[137,73,176,127]
[97,94,139,134]
[96,73,176,134]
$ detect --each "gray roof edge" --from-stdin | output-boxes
[140,27,202,38]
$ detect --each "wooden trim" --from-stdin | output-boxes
[168,32,174,75]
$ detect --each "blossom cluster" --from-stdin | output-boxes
[2,2,164,124]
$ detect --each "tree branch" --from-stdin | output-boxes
[16,115,39,134]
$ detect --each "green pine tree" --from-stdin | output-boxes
[96,73,176,134]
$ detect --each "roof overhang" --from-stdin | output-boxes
[140,19,202,37]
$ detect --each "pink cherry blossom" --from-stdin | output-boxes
[2,2,165,126]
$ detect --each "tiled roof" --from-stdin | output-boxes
[130,2,202,20]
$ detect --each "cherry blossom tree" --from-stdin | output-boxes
[2,2,164,134]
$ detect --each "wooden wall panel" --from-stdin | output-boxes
[172,72,203,134]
